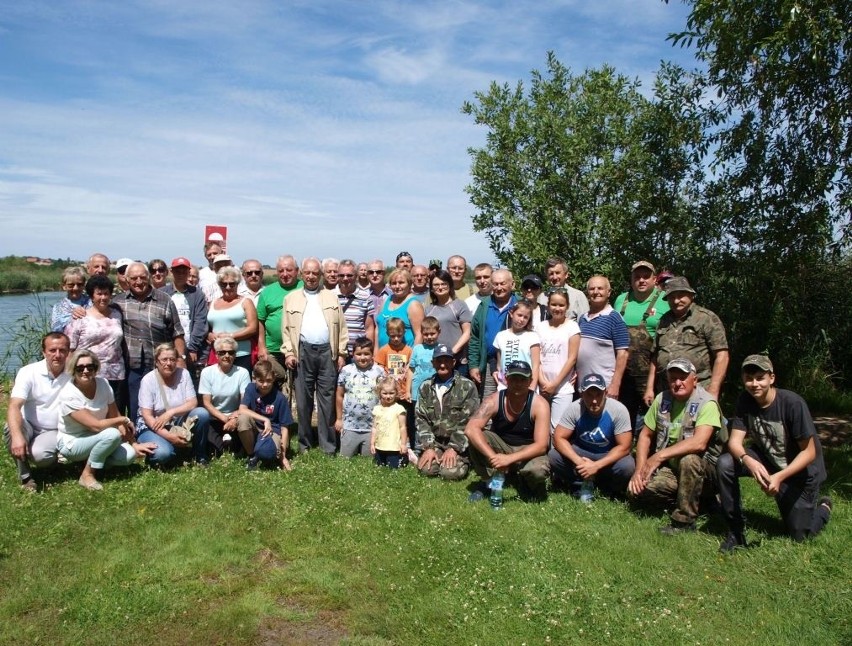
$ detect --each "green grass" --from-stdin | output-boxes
[0,426,849,645]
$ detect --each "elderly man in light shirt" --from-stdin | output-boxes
[281,257,349,455]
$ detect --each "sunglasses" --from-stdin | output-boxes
[338,273,355,278]
[367,270,384,275]
[117,268,127,275]
[243,270,263,277]
[151,267,167,274]
[216,349,236,356]
[220,281,238,287]
[75,364,96,374]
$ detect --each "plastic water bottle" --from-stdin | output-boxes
[579,479,595,504]
[489,472,505,510]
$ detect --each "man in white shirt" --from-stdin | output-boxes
[281,258,349,455]
[3,332,71,491]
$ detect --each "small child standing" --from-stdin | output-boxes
[493,300,540,391]
[238,360,294,471]
[335,337,386,457]
[371,375,408,468]
[407,316,441,404]
[376,317,416,461]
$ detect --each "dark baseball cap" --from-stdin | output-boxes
[579,373,607,392]
[431,344,454,360]
[505,360,532,379]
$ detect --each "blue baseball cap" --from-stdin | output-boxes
[579,373,607,392]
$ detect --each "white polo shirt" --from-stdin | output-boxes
[10,359,71,433]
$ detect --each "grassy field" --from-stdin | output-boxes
[0,409,849,645]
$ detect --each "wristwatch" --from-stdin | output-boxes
[737,453,747,466]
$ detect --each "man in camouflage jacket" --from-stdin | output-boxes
[415,344,480,481]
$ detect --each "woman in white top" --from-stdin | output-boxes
[136,343,210,466]
[535,288,581,430]
[57,349,155,490]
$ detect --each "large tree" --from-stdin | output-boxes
[671,0,851,251]
[462,54,709,285]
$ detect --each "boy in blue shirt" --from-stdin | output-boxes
[238,359,293,470]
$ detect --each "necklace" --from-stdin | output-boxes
[505,392,526,418]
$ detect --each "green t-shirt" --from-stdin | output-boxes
[644,394,721,447]
[256,279,304,352]
[613,289,670,338]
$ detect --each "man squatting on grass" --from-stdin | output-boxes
[715,354,832,552]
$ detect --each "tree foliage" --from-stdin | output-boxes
[463,4,852,393]
[462,53,709,286]
[671,0,851,252]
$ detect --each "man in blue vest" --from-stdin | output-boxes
[628,357,723,534]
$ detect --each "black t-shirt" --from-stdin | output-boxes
[731,388,826,483]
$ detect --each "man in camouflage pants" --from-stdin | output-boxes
[629,358,724,534]
[415,344,480,480]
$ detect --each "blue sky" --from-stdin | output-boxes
[0,0,695,268]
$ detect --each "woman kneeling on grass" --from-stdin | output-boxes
[136,343,210,467]
[57,349,157,490]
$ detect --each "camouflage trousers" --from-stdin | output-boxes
[468,431,550,490]
[418,445,470,481]
[635,454,715,524]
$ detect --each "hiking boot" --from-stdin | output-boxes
[819,496,833,514]
[659,520,696,535]
[246,456,260,471]
[719,531,747,553]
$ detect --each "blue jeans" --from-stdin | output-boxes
[57,428,136,469]
[548,445,635,496]
[136,407,210,466]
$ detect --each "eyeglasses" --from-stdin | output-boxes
[432,282,449,289]
[151,267,167,274]
[220,281,238,287]
[338,273,355,278]
[243,270,262,276]
[74,364,96,374]
[367,270,383,275]
[216,349,236,356]
[157,357,178,364]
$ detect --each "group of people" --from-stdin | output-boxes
[4,248,832,553]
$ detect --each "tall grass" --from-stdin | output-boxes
[0,293,52,377]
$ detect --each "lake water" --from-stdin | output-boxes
[0,291,63,374]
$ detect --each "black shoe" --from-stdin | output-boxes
[20,477,37,493]
[659,520,696,535]
[246,456,260,471]
[819,496,833,514]
[467,482,489,503]
[719,531,747,553]
[194,458,210,469]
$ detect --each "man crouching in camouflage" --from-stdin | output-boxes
[629,358,725,534]
[415,344,480,480]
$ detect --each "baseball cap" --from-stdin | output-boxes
[505,360,532,379]
[428,258,442,271]
[664,276,696,298]
[115,258,133,272]
[521,274,543,290]
[171,257,192,269]
[431,344,454,360]
[742,354,774,372]
[213,254,232,264]
[579,373,607,392]
[631,260,656,273]
[666,358,697,374]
